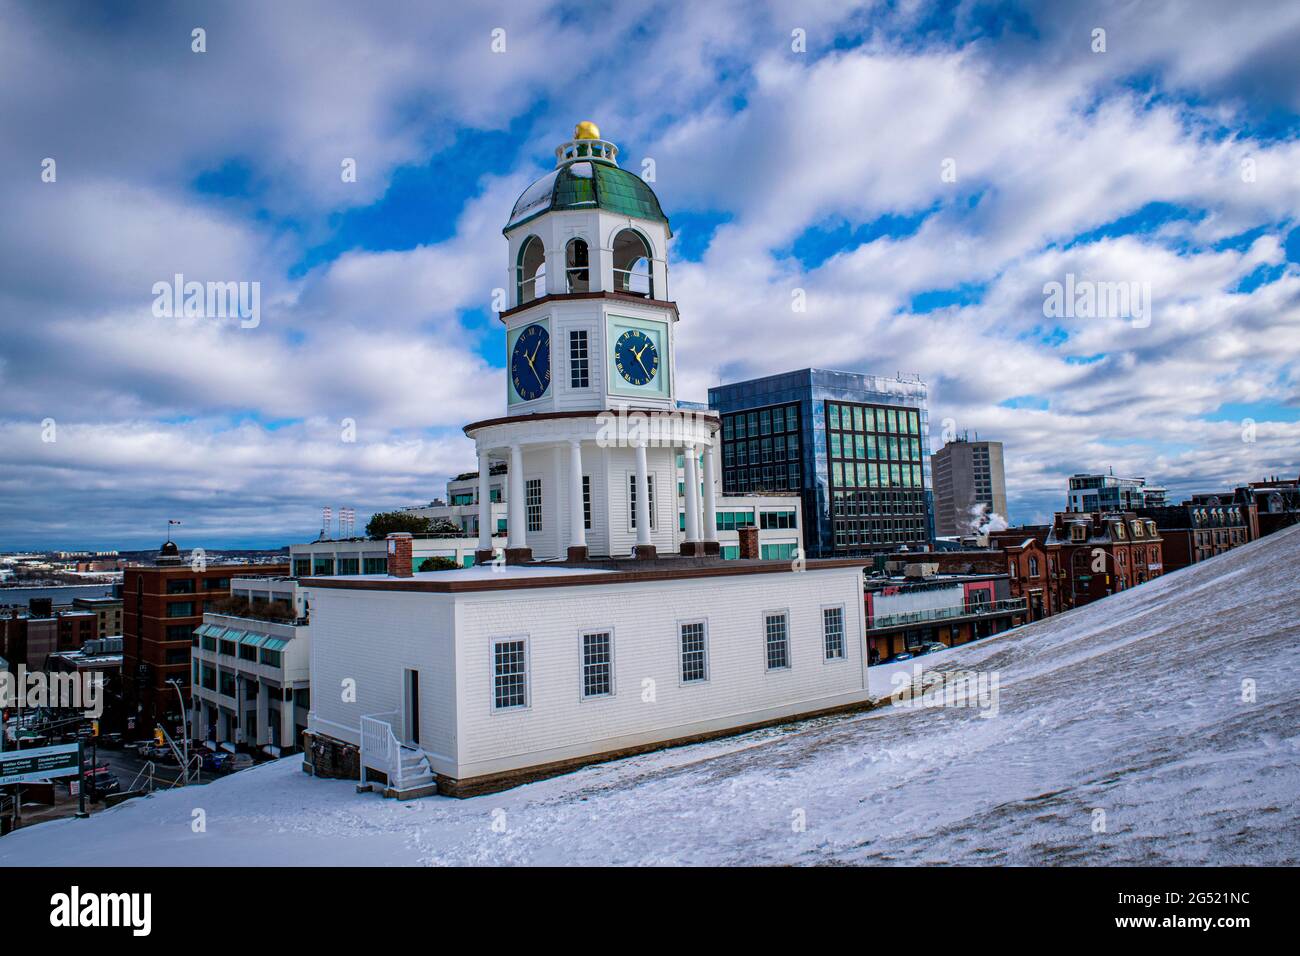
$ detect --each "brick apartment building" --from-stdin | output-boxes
[1236,474,1300,538]
[989,533,1056,621]
[1135,498,1251,572]
[1045,511,1164,609]
[122,541,286,738]
[0,600,100,671]
[72,595,125,637]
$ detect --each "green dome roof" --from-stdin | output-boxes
[507,159,671,235]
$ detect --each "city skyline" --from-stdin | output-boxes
[2,1,1298,550]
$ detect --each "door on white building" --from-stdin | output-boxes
[403,669,421,747]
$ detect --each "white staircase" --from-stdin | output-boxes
[397,745,435,790]
[359,712,437,799]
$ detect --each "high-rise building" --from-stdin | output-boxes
[932,437,1008,537]
[708,368,933,557]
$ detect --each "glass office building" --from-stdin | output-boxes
[709,368,934,557]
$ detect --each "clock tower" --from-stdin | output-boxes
[464,123,718,564]
[500,121,677,414]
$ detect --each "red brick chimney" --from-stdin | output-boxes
[387,532,413,578]
[738,525,760,560]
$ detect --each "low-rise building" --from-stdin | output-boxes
[1045,511,1164,609]
[190,576,310,756]
[864,561,1024,663]
[1135,499,1250,572]
[990,534,1056,621]
[123,540,288,740]
[1235,474,1300,538]
[1067,472,1166,512]
[72,596,124,639]
[304,533,868,797]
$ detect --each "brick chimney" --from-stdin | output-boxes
[386,532,413,578]
[738,525,760,560]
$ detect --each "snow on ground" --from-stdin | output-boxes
[4,526,1298,866]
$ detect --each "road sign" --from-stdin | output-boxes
[0,742,80,785]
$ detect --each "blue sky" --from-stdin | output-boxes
[0,0,1298,549]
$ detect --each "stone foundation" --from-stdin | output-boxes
[302,731,360,781]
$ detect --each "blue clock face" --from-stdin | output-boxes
[614,329,659,386]
[510,323,550,401]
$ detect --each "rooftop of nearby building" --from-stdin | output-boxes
[305,556,868,593]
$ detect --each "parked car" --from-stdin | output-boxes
[225,753,255,773]
[201,751,231,773]
[916,642,949,656]
[83,767,120,800]
[97,733,124,750]
[885,651,914,663]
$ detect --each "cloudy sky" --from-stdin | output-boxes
[1,0,1298,550]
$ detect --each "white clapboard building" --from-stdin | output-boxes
[302,122,870,797]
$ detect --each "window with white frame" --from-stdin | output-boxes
[680,621,708,683]
[526,478,542,532]
[492,639,528,710]
[765,612,790,670]
[822,606,845,660]
[582,475,591,530]
[628,473,656,530]
[581,630,613,698]
[569,329,590,388]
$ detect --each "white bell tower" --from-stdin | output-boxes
[499,121,678,417]
[464,123,718,565]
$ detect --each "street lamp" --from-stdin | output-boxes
[166,678,191,784]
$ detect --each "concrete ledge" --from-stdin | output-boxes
[434,694,882,798]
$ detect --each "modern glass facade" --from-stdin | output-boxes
[709,368,934,557]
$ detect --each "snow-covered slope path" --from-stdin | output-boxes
[5,525,1298,866]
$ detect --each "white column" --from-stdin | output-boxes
[256,681,270,747]
[476,448,492,552]
[703,441,718,543]
[568,440,586,551]
[683,443,700,543]
[634,441,652,549]
[508,443,526,549]
[235,676,247,744]
[281,690,296,751]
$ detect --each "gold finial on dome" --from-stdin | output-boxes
[574,120,601,140]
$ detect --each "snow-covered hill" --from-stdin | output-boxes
[5,525,1298,866]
